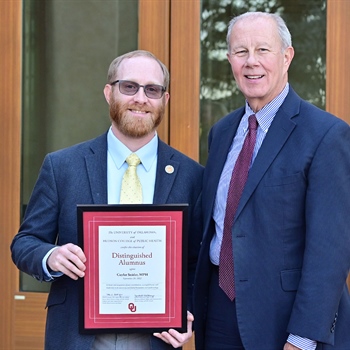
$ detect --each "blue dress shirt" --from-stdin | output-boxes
[107,127,157,204]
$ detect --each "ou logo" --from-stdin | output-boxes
[128,303,137,312]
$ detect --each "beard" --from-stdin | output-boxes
[109,96,165,138]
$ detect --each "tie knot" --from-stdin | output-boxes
[248,114,258,131]
[126,153,141,167]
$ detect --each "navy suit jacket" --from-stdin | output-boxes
[193,87,350,349]
[11,133,203,350]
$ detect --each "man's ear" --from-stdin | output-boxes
[284,46,295,70]
[103,84,112,105]
[164,92,170,106]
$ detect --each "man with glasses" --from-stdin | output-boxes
[11,50,203,350]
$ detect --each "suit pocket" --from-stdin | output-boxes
[280,269,301,291]
[264,172,304,187]
[46,287,67,308]
[263,172,306,231]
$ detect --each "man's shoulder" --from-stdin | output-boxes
[48,132,107,158]
[284,87,348,128]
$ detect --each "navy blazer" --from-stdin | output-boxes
[11,133,203,350]
[193,87,350,349]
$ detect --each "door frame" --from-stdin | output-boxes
[0,1,22,349]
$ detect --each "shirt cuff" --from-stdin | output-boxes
[42,247,63,281]
[287,334,317,350]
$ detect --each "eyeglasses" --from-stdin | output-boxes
[109,80,166,99]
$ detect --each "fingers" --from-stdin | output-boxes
[153,311,194,348]
[47,243,86,280]
[186,311,194,324]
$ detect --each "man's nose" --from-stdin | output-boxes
[133,86,148,102]
[245,51,259,65]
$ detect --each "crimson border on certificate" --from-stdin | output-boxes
[77,204,188,334]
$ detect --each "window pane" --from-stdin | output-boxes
[200,0,326,164]
[21,0,138,292]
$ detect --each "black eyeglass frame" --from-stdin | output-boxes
[109,80,166,99]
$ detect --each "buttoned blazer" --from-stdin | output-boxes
[11,134,203,350]
[193,87,350,350]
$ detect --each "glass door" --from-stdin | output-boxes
[21,0,139,293]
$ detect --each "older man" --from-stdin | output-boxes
[194,12,350,350]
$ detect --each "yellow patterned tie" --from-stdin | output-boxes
[120,153,142,204]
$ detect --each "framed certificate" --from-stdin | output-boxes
[77,204,188,334]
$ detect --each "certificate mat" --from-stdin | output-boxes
[77,204,188,334]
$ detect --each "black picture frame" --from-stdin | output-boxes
[77,204,188,334]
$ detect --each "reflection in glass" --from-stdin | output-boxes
[200,0,326,164]
[21,0,138,292]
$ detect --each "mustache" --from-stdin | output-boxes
[124,103,152,113]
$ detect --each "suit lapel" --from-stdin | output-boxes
[85,133,108,204]
[83,134,181,205]
[203,109,243,228]
[210,116,241,178]
[153,139,180,204]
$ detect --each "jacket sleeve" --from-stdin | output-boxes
[11,154,60,282]
[287,120,350,345]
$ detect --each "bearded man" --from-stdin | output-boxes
[11,50,203,350]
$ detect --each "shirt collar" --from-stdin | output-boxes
[245,83,289,133]
[107,127,158,171]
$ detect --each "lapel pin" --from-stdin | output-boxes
[165,165,174,174]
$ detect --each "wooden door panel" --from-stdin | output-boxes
[0,1,22,349]
[326,0,350,125]
[13,293,46,350]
